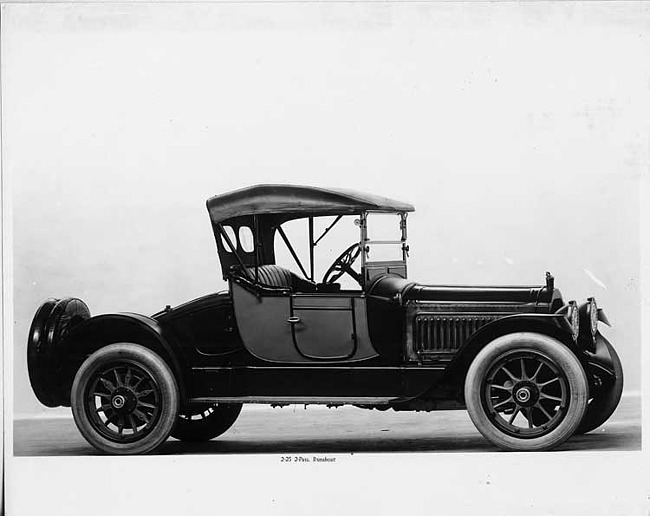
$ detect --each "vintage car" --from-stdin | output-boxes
[27,184,623,454]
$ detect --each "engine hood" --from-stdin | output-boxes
[404,284,552,304]
[368,274,560,309]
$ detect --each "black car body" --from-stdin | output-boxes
[27,184,623,454]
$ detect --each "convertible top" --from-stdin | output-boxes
[206,184,414,225]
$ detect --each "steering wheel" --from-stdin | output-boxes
[322,243,363,286]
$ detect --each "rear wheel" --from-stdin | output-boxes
[171,403,242,442]
[71,343,179,455]
[465,332,588,451]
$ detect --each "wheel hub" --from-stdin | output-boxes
[515,387,531,403]
[513,381,539,407]
[111,395,125,409]
[110,387,138,414]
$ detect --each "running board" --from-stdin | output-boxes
[189,396,398,405]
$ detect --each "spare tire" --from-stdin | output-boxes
[28,297,91,407]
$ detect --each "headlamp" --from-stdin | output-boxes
[587,297,598,336]
[569,301,580,339]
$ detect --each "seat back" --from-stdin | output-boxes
[247,265,295,289]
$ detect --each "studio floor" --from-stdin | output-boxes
[13,394,641,456]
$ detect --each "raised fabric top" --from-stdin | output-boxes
[206,184,414,224]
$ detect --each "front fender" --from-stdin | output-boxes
[584,331,618,378]
[60,312,188,405]
[441,313,580,391]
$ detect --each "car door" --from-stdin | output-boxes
[231,279,380,363]
[230,279,402,399]
[290,294,357,360]
[230,280,299,361]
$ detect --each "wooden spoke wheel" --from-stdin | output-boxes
[465,333,588,451]
[71,343,179,455]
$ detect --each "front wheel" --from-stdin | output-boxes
[171,403,242,442]
[464,333,588,451]
[71,343,179,455]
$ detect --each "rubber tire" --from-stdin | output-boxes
[171,403,243,442]
[71,343,179,455]
[464,332,588,452]
[28,297,90,407]
[27,299,59,407]
[575,339,624,434]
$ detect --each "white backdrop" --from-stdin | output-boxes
[5,2,646,418]
[4,3,650,516]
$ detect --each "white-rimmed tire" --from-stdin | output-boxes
[71,343,179,455]
[464,332,588,451]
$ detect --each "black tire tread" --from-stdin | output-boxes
[28,297,90,407]
[171,404,242,442]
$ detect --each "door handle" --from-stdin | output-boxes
[287,316,301,324]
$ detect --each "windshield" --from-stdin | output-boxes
[364,213,405,262]
[273,212,407,290]
[274,215,358,289]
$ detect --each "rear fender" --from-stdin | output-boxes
[59,313,188,405]
[441,314,583,392]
